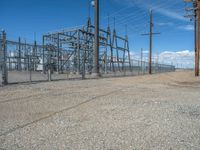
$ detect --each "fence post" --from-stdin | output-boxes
[82,50,86,80]
[48,63,52,81]
[2,31,8,85]
[138,60,140,75]
[48,68,51,81]
[29,56,32,83]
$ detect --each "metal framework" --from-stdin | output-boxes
[5,39,43,71]
[0,20,175,85]
[43,18,132,75]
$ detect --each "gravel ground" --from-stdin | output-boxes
[0,71,200,149]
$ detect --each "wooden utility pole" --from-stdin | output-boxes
[184,0,199,76]
[194,5,198,76]
[92,0,100,76]
[197,0,200,76]
[149,10,153,74]
[141,10,160,74]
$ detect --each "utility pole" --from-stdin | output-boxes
[184,0,199,76]
[198,0,200,76]
[92,0,100,76]
[194,3,198,76]
[150,10,153,74]
[141,10,160,74]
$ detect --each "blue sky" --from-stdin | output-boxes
[0,0,195,67]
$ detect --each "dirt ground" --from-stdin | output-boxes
[0,71,200,149]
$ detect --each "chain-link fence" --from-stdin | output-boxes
[0,63,2,86]
[5,40,48,84]
[0,33,175,85]
[100,59,175,78]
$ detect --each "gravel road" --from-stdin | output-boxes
[0,71,200,149]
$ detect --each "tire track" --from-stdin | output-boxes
[0,89,86,104]
[0,89,121,137]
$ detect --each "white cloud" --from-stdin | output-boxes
[156,22,174,27]
[129,50,149,60]
[178,25,194,31]
[113,0,188,22]
[143,50,149,54]
[129,50,194,68]
[158,50,194,68]
[154,7,187,22]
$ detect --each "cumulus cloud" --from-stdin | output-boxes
[129,50,149,60]
[129,50,194,68]
[158,50,194,68]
